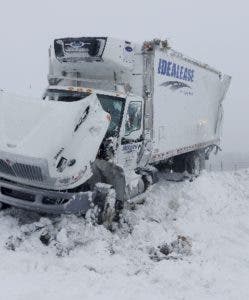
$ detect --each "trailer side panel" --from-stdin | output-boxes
[151,48,230,162]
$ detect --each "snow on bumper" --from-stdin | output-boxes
[0,178,92,214]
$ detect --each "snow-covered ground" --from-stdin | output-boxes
[0,169,249,300]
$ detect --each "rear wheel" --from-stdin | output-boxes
[167,150,205,177]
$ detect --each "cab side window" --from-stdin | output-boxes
[125,101,142,136]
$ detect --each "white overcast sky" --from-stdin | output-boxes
[0,0,248,152]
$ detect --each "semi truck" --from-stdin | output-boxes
[0,37,231,222]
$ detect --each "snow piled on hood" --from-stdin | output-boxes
[0,169,249,300]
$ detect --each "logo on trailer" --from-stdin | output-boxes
[158,58,194,82]
[160,81,191,91]
[158,58,194,95]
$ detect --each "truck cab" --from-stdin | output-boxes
[43,86,145,201]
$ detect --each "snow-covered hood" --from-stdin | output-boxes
[0,91,110,189]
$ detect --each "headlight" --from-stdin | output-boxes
[56,166,88,187]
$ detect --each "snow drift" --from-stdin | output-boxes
[0,169,249,300]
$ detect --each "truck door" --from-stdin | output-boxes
[117,97,144,171]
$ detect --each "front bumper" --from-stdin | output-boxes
[0,178,92,214]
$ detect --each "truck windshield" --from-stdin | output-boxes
[45,90,90,102]
[97,94,125,138]
[44,90,124,137]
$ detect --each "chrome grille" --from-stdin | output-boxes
[0,159,43,182]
